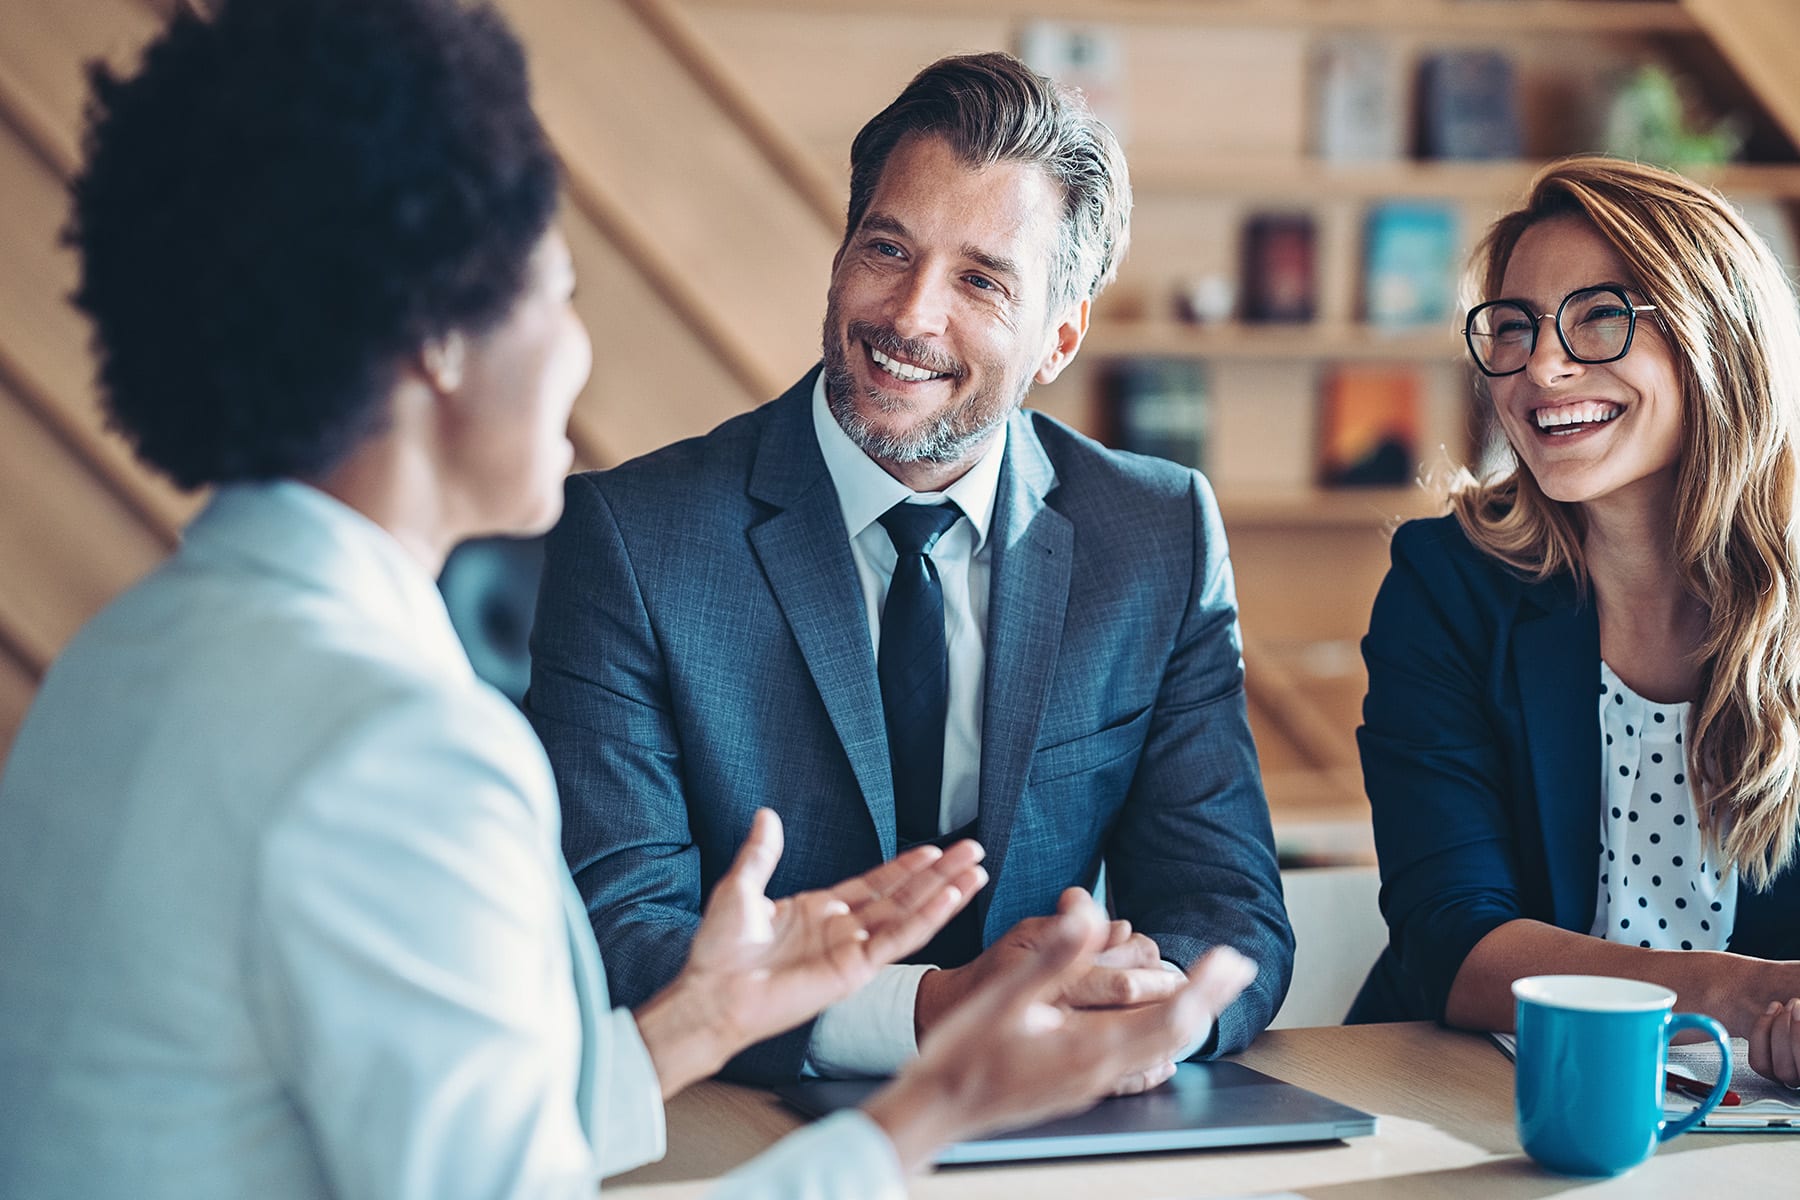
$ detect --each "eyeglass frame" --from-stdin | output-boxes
[1461,285,1659,378]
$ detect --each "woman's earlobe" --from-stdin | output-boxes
[420,331,467,394]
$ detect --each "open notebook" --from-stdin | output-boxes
[1491,1032,1800,1132]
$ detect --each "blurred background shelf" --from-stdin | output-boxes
[1088,320,1460,363]
[1127,155,1800,198]
[6,0,1800,828]
[686,0,1704,37]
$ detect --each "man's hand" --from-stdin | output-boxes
[863,892,1257,1173]
[635,809,987,1096]
[914,887,1190,1092]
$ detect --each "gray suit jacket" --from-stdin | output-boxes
[529,370,1293,1082]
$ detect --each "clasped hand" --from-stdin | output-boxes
[865,890,1258,1171]
[914,887,1205,1094]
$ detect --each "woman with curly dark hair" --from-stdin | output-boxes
[0,3,1247,1196]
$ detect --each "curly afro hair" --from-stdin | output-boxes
[67,0,561,490]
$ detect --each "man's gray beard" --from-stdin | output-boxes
[821,341,1024,466]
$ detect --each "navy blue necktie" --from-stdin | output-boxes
[877,501,963,845]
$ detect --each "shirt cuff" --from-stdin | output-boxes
[1162,959,1216,1061]
[711,1110,906,1200]
[601,1007,667,1176]
[801,963,936,1079]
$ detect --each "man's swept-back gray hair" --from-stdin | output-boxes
[843,52,1131,310]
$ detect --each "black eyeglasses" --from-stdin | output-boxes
[1463,285,1658,378]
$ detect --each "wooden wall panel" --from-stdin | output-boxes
[0,652,36,765]
[0,374,166,665]
[0,115,193,539]
[1683,0,1800,152]
[0,0,188,756]
[0,0,162,171]
[0,0,193,539]
[678,6,1012,173]
[502,0,838,391]
[562,210,762,466]
[680,8,1306,170]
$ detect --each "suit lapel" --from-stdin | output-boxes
[1513,577,1602,931]
[747,374,897,859]
[976,414,1073,932]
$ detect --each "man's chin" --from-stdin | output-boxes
[844,410,994,467]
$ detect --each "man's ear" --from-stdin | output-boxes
[418,331,466,395]
[1035,297,1090,385]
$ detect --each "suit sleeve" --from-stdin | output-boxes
[1104,472,1294,1055]
[1357,521,1527,1021]
[527,473,706,1020]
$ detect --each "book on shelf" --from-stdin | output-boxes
[1417,49,1522,160]
[1106,357,1208,471]
[1018,20,1129,144]
[1311,36,1405,163]
[1362,201,1458,329]
[1318,364,1419,488]
[1240,213,1317,324]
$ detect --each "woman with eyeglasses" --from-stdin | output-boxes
[1349,157,1800,1086]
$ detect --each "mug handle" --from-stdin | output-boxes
[1659,1012,1733,1141]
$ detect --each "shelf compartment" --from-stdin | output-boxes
[1088,320,1463,362]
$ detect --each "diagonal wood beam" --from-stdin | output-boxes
[0,327,181,549]
[558,153,786,402]
[0,596,55,680]
[0,40,77,178]
[0,28,185,546]
[1241,634,1364,805]
[621,0,843,233]
[1681,0,1800,154]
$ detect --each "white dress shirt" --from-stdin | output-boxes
[0,481,901,1200]
[804,376,1004,1077]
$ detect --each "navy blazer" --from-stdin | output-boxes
[1352,516,1800,1024]
[527,369,1293,1082]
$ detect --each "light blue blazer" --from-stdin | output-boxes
[0,482,897,1200]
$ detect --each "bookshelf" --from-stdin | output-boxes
[1126,155,1800,200]
[1087,321,1454,363]
[688,0,1704,37]
[1006,2,1800,504]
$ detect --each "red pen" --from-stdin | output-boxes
[1666,1071,1741,1107]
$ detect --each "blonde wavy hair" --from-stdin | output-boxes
[1452,156,1800,889]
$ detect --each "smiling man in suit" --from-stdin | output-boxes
[528,52,1292,1084]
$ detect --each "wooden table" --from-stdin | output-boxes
[608,1022,1784,1198]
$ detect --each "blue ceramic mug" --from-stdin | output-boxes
[1512,975,1732,1176]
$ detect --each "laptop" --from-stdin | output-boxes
[775,1060,1378,1165]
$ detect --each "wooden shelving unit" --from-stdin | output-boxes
[1040,0,1800,511]
[690,0,1703,37]
[1126,156,1800,199]
[1087,320,1460,363]
[1217,485,1446,530]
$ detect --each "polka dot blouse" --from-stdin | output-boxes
[1589,662,1736,951]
